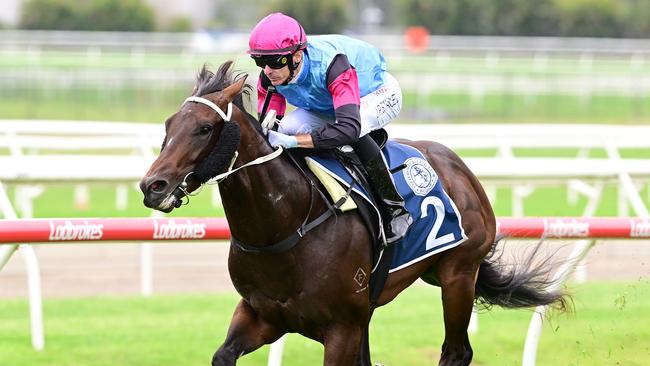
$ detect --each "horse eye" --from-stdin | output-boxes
[199,124,213,136]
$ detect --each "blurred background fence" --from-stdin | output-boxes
[2,30,650,123]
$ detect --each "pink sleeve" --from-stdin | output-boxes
[327,68,360,109]
[257,77,287,116]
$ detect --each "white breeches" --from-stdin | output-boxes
[277,73,402,137]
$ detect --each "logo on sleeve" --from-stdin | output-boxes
[403,157,438,196]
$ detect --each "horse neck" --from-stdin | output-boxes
[219,108,314,245]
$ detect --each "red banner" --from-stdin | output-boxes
[1,217,649,244]
[0,218,230,244]
[497,217,650,239]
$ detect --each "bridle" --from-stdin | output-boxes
[170,95,283,206]
[169,94,348,255]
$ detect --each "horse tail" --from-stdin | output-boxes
[474,237,571,312]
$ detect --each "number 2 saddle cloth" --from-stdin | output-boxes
[306,140,468,273]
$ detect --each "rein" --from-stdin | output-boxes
[206,147,283,184]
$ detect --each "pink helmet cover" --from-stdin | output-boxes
[248,13,307,55]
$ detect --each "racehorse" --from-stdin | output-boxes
[139,61,569,366]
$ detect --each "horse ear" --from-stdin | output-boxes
[222,76,248,102]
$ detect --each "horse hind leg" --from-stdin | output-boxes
[436,251,482,366]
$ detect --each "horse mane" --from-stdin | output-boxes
[193,61,253,114]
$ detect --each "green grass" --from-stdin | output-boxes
[1,282,648,365]
[401,92,650,124]
[18,185,224,219]
[0,88,185,122]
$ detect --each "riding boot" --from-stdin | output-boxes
[352,135,412,245]
[364,154,413,244]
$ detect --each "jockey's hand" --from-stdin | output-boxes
[267,130,298,149]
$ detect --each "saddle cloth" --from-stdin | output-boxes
[305,140,468,273]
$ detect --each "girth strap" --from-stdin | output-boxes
[369,244,395,308]
[231,206,333,255]
[231,182,353,255]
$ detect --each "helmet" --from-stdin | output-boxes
[248,13,307,56]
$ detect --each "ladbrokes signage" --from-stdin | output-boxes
[543,218,589,237]
[630,219,650,238]
[153,219,206,239]
[48,220,104,241]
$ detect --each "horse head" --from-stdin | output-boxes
[139,62,249,212]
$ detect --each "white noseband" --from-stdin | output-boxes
[184,96,233,122]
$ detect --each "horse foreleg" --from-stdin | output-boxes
[323,324,363,366]
[437,258,478,366]
[212,299,283,366]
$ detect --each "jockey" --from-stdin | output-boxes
[248,12,412,245]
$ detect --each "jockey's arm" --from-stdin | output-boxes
[258,71,316,147]
[259,56,361,149]
[294,134,315,148]
[309,54,362,149]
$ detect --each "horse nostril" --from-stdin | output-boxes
[150,180,168,194]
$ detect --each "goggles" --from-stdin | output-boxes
[251,54,290,69]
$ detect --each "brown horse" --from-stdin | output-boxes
[139,62,568,366]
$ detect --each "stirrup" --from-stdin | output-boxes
[384,210,412,245]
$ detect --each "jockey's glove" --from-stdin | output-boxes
[267,130,298,149]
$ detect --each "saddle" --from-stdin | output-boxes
[288,129,394,307]
[264,113,467,307]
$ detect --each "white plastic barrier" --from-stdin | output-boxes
[2,216,650,365]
